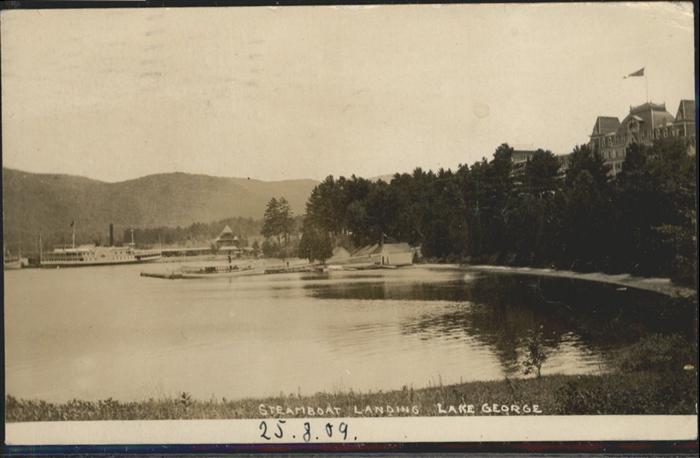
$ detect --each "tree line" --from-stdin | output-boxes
[260,197,304,258]
[294,139,696,285]
[126,217,261,248]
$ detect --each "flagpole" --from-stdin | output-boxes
[645,68,649,103]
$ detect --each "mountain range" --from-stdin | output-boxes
[2,167,318,248]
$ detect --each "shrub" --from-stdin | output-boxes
[522,326,550,378]
[615,334,696,373]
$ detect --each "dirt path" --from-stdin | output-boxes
[463,264,696,298]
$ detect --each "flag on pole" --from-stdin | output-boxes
[623,67,645,78]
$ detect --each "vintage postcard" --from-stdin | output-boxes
[2,2,697,449]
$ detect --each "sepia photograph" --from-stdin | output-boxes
[2,1,697,448]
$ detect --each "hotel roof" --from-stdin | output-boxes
[591,116,620,136]
[617,102,675,135]
[675,99,696,122]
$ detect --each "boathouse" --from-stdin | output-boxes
[375,243,414,266]
[330,243,414,266]
[360,243,414,266]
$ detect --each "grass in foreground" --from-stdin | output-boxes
[6,370,696,422]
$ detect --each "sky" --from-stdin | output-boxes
[1,3,695,182]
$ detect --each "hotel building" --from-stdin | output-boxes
[588,100,696,174]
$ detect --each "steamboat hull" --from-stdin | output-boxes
[40,253,162,268]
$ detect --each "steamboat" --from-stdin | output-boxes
[40,224,161,268]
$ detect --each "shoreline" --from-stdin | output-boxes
[10,257,696,300]
[458,264,696,298]
[6,371,696,421]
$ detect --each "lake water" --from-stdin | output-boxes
[3,263,687,402]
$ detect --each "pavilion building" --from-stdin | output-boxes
[215,225,241,256]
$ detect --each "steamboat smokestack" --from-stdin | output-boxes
[109,224,114,247]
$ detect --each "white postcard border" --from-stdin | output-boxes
[5,415,698,445]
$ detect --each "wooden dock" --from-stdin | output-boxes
[263,265,315,274]
[141,264,255,280]
[181,265,252,274]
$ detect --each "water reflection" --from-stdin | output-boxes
[309,270,694,375]
[4,265,692,402]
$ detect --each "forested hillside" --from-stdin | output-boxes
[2,168,317,250]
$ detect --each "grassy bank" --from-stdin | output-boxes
[6,371,696,422]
